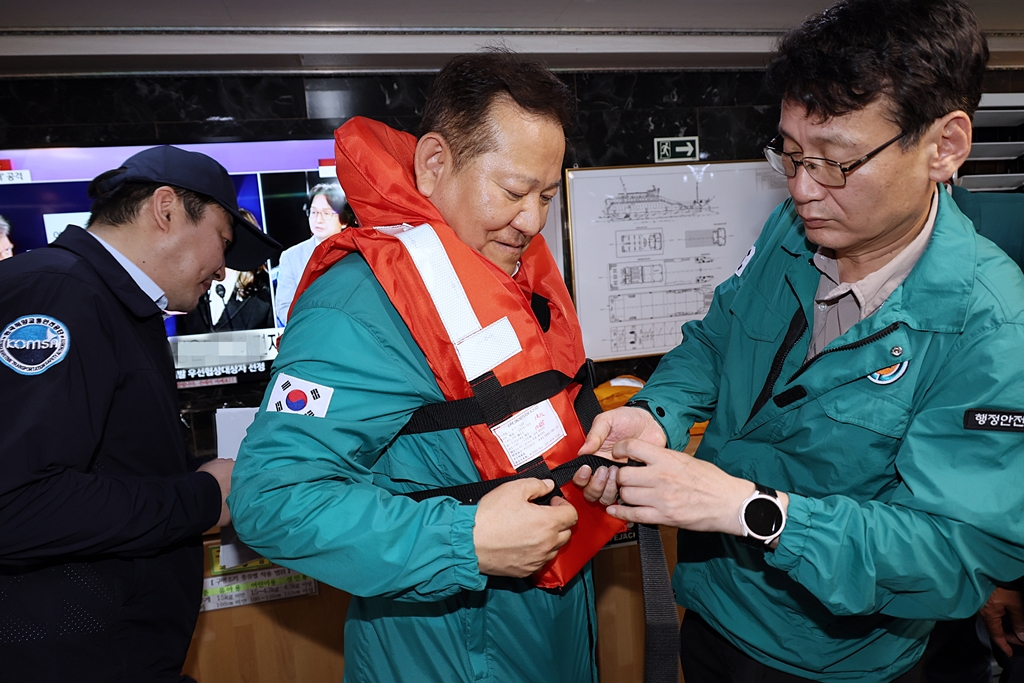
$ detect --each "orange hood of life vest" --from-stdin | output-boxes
[294,116,547,312]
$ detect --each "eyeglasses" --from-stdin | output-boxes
[309,208,338,220]
[763,132,907,188]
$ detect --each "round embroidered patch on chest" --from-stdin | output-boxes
[868,361,909,385]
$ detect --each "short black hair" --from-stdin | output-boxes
[419,48,575,171]
[766,0,989,146]
[307,182,357,227]
[86,171,219,227]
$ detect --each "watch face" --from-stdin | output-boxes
[745,497,783,537]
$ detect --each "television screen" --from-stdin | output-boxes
[0,139,342,389]
[0,138,569,393]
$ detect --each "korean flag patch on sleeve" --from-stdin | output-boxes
[266,373,335,417]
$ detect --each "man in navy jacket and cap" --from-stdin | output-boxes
[0,146,280,682]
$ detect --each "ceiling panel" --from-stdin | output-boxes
[1,0,1021,76]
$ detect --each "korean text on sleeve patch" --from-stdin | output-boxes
[266,373,335,417]
[964,409,1024,432]
[0,315,70,375]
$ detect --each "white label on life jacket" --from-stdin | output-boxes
[456,316,521,382]
[490,399,567,470]
[391,223,523,380]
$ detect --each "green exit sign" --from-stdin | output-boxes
[654,136,700,163]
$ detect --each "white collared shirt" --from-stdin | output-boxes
[87,230,169,311]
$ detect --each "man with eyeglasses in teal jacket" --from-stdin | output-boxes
[582,1,1024,681]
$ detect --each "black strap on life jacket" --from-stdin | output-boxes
[636,520,680,683]
[397,359,602,437]
[403,453,600,504]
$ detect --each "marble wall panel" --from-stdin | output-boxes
[696,104,781,162]
[568,107,700,168]
[0,77,306,128]
[572,70,775,111]
[304,75,433,121]
[0,122,159,149]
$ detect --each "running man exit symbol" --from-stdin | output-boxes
[654,136,700,163]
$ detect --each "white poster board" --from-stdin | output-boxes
[566,161,790,361]
[540,189,565,278]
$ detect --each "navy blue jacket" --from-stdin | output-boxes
[0,226,221,682]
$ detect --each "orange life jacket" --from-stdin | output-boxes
[291,117,625,588]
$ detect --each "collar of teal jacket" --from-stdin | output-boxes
[776,185,975,335]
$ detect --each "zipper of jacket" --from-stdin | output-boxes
[787,321,902,384]
[746,308,809,424]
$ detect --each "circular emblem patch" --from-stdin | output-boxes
[868,361,908,385]
[0,315,71,375]
[285,389,308,411]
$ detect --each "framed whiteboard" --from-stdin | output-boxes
[566,161,791,361]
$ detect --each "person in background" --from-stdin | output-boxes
[214,278,274,333]
[230,50,618,683]
[0,145,279,682]
[581,1,1024,681]
[273,182,355,325]
[0,215,14,259]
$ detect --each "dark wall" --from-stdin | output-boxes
[2,67,1021,389]
[0,70,781,166]
[4,68,1020,161]
[0,69,788,385]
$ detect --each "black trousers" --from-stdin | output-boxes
[996,642,1024,683]
[920,616,992,683]
[680,611,924,683]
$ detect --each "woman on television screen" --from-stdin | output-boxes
[273,182,356,326]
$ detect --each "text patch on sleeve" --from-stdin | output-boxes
[964,409,1024,432]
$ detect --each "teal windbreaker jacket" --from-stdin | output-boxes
[635,189,1024,681]
[229,255,597,683]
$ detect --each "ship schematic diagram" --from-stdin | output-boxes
[602,179,717,221]
[607,287,714,352]
[609,286,714,323]
[608,254,717,291]
[566,160,792,359]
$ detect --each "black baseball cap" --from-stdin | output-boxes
[88,145,281,270]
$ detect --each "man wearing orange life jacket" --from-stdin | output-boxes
[229,50,620,683]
